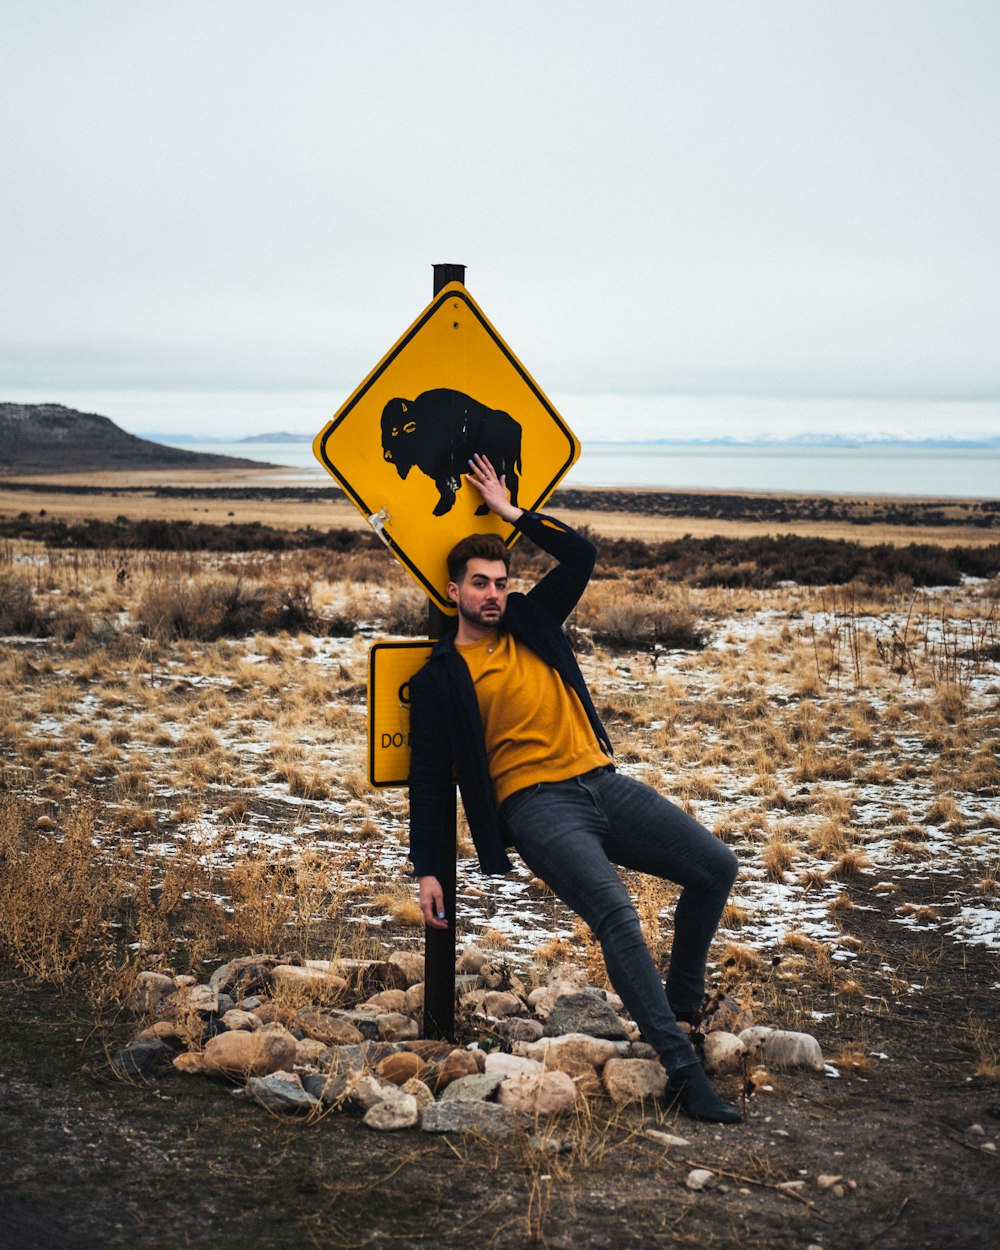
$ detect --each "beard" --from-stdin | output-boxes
[455,594,505,630]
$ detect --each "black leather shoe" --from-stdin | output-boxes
[666,1062,742,1124]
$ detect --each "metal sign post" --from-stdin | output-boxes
[420,263,463,1039]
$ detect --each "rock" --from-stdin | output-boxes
[295,1038,332,1067]
[111,1037,177,1079]
[484,1052,543,1079]
[545,962,591,990]
[421,1100,522,1138]
[401,1039,455,1062]
[479,962,527,996]
[601,1058,667,1105]
[315,1045,367,1080]
[328,1010,381,1041]
[246,1071,319,1116]
[703,993,751,1033]
[272,964,348,992]
[518,1033,623,1070]
[377,1013,419,1042]
[453,974,483,996]
[250,1002,285,1025]
[483,991,528,1018]
[209,956,279,997]
[129,971,176,1015]
[335,958,408,993]
[644,1128,691,1149]
[388,950,425,986]
[364,989,409,1013]
[629,1041,659,1061]
[301,1070,353,1108]
[201,1025,298,1078]
[527,983,580,1019]
[737,1026,772,1050]
[376,1052,430,1087]
[738,1027,824,1071]
[403,984,424,1014]
[332,1041,399,1071]
[297,1010,364,1046]
[440,1073,505,1102]
[544,992,629,1040]
[456,945,490,975]
[345,1072,402,1113]
[400,1078,436,1112]
[159,983,219,1020]
[173,1052,206,1075]
[137,1019,204,1048]
[458,988,524,1017]
[686,1168,716,1191]
[493,1018,545,1044]
[220,1009,261,1032]
[497,1070,576,1116]
[546,1056,602,1098]
[702,1031,746,1076]
[435,1049,482,1089]
[364,1095,419,1131]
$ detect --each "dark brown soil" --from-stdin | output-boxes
[2,874,998,1250]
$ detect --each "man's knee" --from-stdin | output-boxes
[715,845,740,895]
[593,900,646,947]
[716,842,739,891]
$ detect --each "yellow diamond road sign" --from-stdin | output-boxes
[314,282,580,612]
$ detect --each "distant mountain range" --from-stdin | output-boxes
[0,404,276,474]
[154,429,1000,450]
[617,432,1000,449]
[237,431,305,444]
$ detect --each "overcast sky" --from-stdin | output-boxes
[3,1,998,440]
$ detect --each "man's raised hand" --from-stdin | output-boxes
[465,453,523,523]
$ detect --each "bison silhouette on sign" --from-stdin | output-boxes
[380,388,523,516]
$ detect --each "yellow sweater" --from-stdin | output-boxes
[456,630,609,806]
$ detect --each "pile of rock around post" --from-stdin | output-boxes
[112,945,825,1134]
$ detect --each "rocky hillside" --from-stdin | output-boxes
[0,403,272,474]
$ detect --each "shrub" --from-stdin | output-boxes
[135,577,319,640]
[580,587,706,650]
[0,572,45,634]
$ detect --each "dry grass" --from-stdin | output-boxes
[0,516,997,1067]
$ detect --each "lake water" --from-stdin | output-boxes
[171,439,1000,499]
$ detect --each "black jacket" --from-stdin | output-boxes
[407,511,613,878]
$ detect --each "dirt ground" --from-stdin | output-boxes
[1,876,998,1250]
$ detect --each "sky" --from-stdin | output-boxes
[3,1,999,443]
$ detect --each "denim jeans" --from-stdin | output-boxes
[501,766,738,1074]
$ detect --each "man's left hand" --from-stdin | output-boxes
[465,453,522,523]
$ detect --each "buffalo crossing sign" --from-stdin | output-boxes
[313,281,581,612]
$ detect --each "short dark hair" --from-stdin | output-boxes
[447,532,511,584]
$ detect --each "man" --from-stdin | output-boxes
[408,453,741,1124]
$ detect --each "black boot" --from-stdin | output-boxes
[665,1062,742,1124]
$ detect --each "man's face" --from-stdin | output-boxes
[448,558,509,631]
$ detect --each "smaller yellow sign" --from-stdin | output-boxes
[368,640,435,787]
